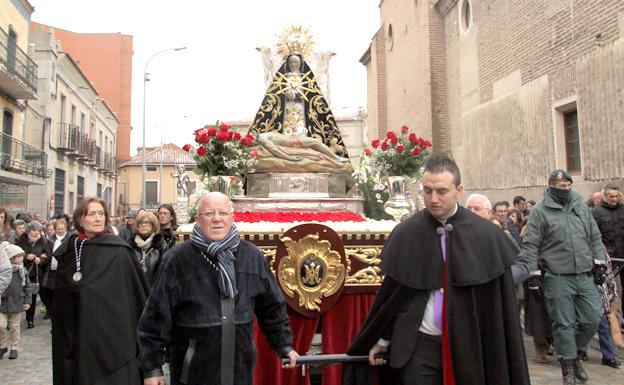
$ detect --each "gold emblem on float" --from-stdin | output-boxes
[278,233,345,312]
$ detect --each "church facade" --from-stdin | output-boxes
[361,0,624,201]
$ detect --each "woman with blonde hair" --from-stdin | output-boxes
[129,211,169,287]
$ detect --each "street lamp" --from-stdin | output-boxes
[141,46,187,209]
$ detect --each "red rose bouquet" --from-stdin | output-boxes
[363,125,432,179]
[353,125,432,220]
[183,122,258,178]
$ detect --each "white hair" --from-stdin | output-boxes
[466,193,492,210]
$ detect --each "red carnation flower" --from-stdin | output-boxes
[250,149,259,157]
[386,131,397,140]
[216,132,229,142]
[396,145,405,153]
[196,133,210,144]
[364,148,371,156]
[371,139,380,148]
[194,127,207,136]
[207,127,217,137]
[182,144,193,152]
[409,133,417,143]
[401,125,409,133]
[228,131,234,140]
[197,146,207,156]
[411,147,422,156]
[220,123,231,132]
[233,132,242,141]
[390,136,398,145]
[381,141,389,151]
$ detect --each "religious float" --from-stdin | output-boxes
[176,25,432,385]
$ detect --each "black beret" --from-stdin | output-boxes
[548,169,573,183]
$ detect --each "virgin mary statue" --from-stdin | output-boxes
[248,26,349,161]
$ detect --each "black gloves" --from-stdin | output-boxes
[527,275,543,294]
[593,263,607,285]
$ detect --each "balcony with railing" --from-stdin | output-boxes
[57,123,81,153]
[84,139,97,165]
[103,152,116,176]
[0,132,50,179]
[0,26,37,99]
[95,146,105,171]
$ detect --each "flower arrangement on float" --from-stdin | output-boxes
[353,125,433,220]
[182,122,258,179]
[182,122,260,220]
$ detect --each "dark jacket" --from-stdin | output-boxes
[52,233,149,385]
[523,190,605,274]
[0,266,31,313]
[16,233,52,283]
[138,239,293,385]
[42,233,68,290]
[160,228,177,250]
[118,224,133,243]
[592,202,624,260]
[128,232,169,287]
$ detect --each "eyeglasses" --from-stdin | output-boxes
[137,221,152,226]
[197,211,232,218]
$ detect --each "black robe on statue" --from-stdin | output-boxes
[343,206,531,385]
[248,54,349,158]
[52,233,149,385]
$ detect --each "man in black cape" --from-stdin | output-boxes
[343,154,530,385]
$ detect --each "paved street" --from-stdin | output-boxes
[0,310,622,384]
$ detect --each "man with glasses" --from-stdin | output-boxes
[138,192,298,385]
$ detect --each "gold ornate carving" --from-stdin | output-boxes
[278,233,345,312]
[261,248,277,274]
[345,248,382,265]
[346,267,382,285]
[345,247,383,285]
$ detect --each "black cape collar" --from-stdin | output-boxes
[380,205,518,289]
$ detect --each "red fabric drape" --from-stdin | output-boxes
[441,264,456,385]
[254,308,319,385]
[321,293,377,385]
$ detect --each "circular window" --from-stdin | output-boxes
[459,0,473,33]
[387,24,394,51]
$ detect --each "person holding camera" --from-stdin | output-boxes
[523,170,606,385]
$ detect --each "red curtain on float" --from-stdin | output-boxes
[321,293,376,385]
[253,293,376,385]
[254,308,319,385]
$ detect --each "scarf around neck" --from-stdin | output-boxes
[135,233,155,250]
[12,264,26,286]
[190,224,240,298]
[28,232,41,244]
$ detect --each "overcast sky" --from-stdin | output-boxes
[29,0,380,154]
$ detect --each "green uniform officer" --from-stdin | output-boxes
[523,169,606,385]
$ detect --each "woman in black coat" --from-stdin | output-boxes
[16,220,51,328]
[157,204,177,250]
[129,211,168,287]
[52,197,148,385]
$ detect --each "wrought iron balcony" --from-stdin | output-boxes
[0,132,50,178]
[0,26,37,99]
[84,139,97,165]
[57,123,81,153]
